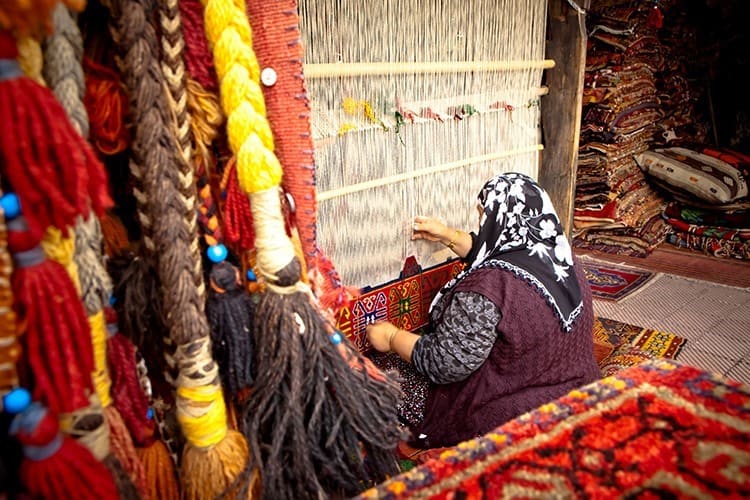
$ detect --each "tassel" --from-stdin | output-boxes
[206,261,255,400]
[10,402,119,500]
[6,215,93,415]
[106,307,155,446]
[104,0,251,496]
[136,437,179,500]
[201,1,404,497]
[0,30,112,238]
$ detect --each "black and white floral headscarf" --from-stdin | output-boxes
[431,172,583,331]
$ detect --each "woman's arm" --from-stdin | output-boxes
[412,292,500,384]
[366,321,420,363]
[412,216,473,259]
[366,292,501,384]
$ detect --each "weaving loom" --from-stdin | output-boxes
[297,0,552,290]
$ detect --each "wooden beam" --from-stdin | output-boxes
[539,1,588,236]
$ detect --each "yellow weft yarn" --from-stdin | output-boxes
[89,310,113,408]
[202,0,282,193]
[41,226,82,294]
[177,383,228,449]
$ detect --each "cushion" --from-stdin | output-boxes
[598,343,655,377]
[635,147,749,204]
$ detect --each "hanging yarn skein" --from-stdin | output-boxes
[104,0,252,498]
[201,0,403,497]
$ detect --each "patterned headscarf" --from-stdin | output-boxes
[431,172,583,331]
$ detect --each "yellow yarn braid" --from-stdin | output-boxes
[201,0,282,193]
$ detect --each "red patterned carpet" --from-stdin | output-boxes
[357,360,750,499]
[581,261,655,301]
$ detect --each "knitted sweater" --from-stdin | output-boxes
[413,260,599,448]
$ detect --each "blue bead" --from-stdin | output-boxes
[3,387,31,414]
[246,269,257,281]
[109,295,117,306]
[147,408,154,420]
[330,332,343,345]
[0,193,21,219]
[207,244,228,263]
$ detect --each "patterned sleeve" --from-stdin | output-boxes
[411,291,501,384]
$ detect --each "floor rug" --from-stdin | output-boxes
[357,359,750,499]
[593,316,687,363]
[582,261,656,301]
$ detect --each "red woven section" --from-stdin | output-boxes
[245,0,318,266]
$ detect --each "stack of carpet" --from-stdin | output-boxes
[637,146,750,259]
[573,4,673,256]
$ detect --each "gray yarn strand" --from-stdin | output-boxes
[42,5,89,139]
[43,5,113,315]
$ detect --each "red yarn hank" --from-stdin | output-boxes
[7,227,95,414]
[178,0,218,91]
[0,39,113,237]
[222,159,256,250]
[83,57,131,156]
[13,404,119,500]
[106,309,154,447]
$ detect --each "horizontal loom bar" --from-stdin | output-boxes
[304,59,556,78]
[317,144,544,201]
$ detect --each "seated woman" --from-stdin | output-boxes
[367,172,599,449]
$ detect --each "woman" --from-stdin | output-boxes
[367,172,599,449]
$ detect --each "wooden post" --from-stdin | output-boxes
[539,0,589,235]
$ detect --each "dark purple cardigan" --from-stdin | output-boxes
[413,260,599,449]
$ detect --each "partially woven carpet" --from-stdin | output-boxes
[357,360,750,499]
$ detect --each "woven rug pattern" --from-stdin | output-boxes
[357,360,750,499]
[582,261,655,301]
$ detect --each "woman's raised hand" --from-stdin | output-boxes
[412,215,449,242]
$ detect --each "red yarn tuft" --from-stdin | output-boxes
[223,161,256,250]
[106,312,154,447]
[8,228,94,414]
[178,0,218,91]
[14,406,119,500]
[0,70,113,236]
[83,57,131,156]
[104,405,148,497]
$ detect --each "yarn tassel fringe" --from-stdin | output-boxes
[136,437,179,500]
[11,402,119,500]
[0,30,111,238]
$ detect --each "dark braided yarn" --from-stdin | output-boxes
[206,261,254,400]
[240,258,405,500]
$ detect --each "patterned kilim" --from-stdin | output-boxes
[594,317,686,377]
[336,259,464,351]
[582,261,655,301]
[357,360,750,499]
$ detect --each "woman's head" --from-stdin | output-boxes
[469,172,573,280]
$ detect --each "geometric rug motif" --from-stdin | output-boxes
[593,317,687,377]
[582,262,655,302]
[336,259,464,352]
[356,359,750,499]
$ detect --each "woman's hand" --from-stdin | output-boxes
[412,215,449,243]
[366,321,398,352]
